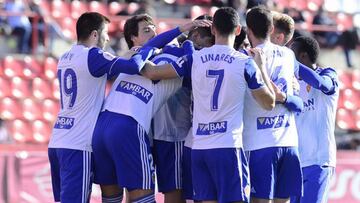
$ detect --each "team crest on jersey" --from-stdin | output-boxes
[256,115,289,130]
[306,84,311,92]
[54,116,75,129]
[116,81,153,103]
[196,121,227,135]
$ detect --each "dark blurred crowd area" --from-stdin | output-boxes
[0,0,359,66]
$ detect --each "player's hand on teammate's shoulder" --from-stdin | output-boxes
[131,45,162,56]
[249,48,265,69]
[179,19,212,33]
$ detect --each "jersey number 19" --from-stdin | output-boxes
[57,68,77,109]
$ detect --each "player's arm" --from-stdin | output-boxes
[141,40,194,80]
[88,46,156,78]
[298,63,338,95]
[141,54,192,80]
[272,83,304,112]
[143,20,212,49]
[246,49,275,110]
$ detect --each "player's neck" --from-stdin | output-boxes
[251,37,269,47]
[77,40,95,48]
[215,35,235,47]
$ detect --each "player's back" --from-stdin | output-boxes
[49,45,107,151]
[191,45,249,149]
[243,42,298,151]
[152,52,192,142]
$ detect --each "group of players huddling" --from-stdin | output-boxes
[47,5,339,203]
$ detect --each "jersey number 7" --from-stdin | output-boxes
[206,69,224,111]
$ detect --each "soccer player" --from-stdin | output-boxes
[92,14,211,203]
[290,36,339,203]
[270,11,304,113]
[144,7,276,202]
[243,6,303,203]
[270,12,295,47]
[151,15,214,203]
[47,12,156,203]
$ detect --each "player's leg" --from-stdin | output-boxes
[274,198,290,203]
[92,111,124,202]
[275,147,302,203]
[182,146,199,202]
[55,148,93,203]
[193,148,250,203]
[153,140,185,203]
[250,199,271,203]
[248,147,278,203]
[297,165,334,203]
[106,113,155,202]
[209,148,250,203]
[99,185,123,203]
[191,149,217,202]
[48,148,61,202]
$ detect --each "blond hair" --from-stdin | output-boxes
[272,11,295,45]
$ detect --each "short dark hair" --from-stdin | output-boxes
[124,14,155,49]
[293,36,320,64]
[234,26,247,50]
[189,15,214,43]
[76,12,110,42]
[213,7,240,36]
[246,6,273,39]
[273,12,295,44]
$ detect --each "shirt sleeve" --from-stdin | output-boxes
[162,45,185,57]
[244,58,265,89]
[283,94,304,112]
[142,27,182,49]
[170,54,193,78]
[299,64,338,95]
[88,46,154,78]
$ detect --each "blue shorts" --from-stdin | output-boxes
[182,146,194,200]
[192,148,250,203]
[290,165,334,203]
[152,140,184,193]
[92,111,155,191]
[48,148,93,203]
[248,147,303,199]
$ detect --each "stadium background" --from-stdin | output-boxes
[0,0,359,202]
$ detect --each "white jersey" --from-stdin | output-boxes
[243,42,298,151]
[49,45,107,151]
[296,67,339,167]
[153,87,192,141]
[172,45,265,150]
[49,44,152,151]
[103,53,182,134]
[152,53,192,142]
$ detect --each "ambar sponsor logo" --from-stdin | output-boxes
[54,116,75,129]
[257,115,289,129]
[116,81,153,104]
[196,121,227,135]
